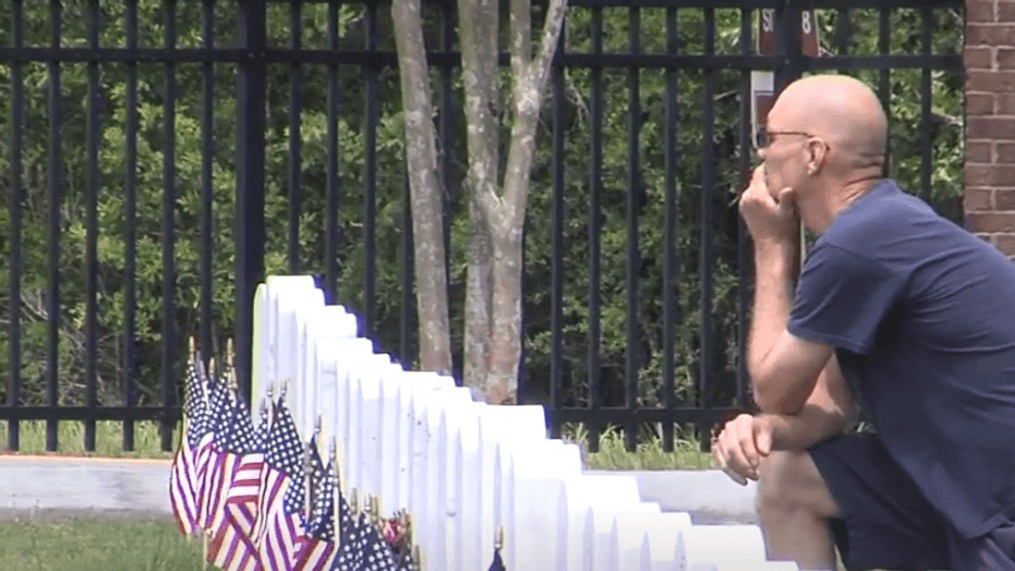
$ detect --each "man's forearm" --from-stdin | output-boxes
[762,404,851,452]
[747,240,797,381]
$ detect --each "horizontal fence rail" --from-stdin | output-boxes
[0,0,964,452]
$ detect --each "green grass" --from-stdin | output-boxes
[562,423,717,471]
[0,420,179,459]
[0,520,205,571]
[0,419,719,469]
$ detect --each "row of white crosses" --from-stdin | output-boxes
[250,275,804,571]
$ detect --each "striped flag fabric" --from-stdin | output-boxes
[222,403,271,538]
[209,401,271,571]
[255,400,310,570]
[252,398,301,543]
[201,386,242,532]
[196,377,233,526]
[168,351,209,536]
[293,444,337,571]
[205,392,260,538]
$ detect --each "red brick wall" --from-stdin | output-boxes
[965,0,1015,255]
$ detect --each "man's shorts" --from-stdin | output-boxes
[808,432,1015,571]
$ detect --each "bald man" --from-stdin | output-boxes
[712,74,1015,570]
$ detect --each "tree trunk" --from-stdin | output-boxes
[479,0,568,404]
[459,0,500,399]
[464,196,493,400]
[392,0,453,375]
[485,216,524,405]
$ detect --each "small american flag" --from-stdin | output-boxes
[206,393,260,538]
[196,378,233,530]
[487,547,506,571]
[202,379,247,533]
[293,444,337,571]
[208,400,271,571]
[169,351,208,536]
[333,510,399,571]
[255,400,309,570]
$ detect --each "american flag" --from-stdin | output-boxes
[206,392,259,536]
[201,381,245,532]
[195,376,232,526]
[293,444,337,571]
[252,398,300,542]
[168,351,207,536]
[207,399,270,571]
[486,547,506,571]
[333,510,399,571]
[255,400,309,570]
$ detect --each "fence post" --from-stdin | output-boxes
[774,0,803,92]
[774,0,804,286]
[236,0,268,404]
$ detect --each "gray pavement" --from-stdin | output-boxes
[0,457,758,525]
[0,456,174,522]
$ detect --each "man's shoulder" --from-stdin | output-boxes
[820,180,939,250]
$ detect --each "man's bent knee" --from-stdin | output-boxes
[757,450,842,520]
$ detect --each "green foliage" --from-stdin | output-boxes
[0,3,964,441]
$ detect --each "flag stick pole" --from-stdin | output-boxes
[331,437,341,551]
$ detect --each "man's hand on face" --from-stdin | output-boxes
[711,413,773,486]
[739,165,799,246]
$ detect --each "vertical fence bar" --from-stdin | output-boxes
[123,0,139,452]
[440,0,454,283]
[363,2,379,339]
[8,0,26,451]
[549,26,566,437]
[662,6,679,452]
[200,0,215,369]
[236,0,268,403]
[624,6,642,452]
[878,7,892,177]
[775,1,803,91]
[736,8,751,412]
[587,7,604,452]
[698,7,716,444]
[288,0,303,274]
[775,1,802,306]
[835,8,851,58]
[325,1,340,303]
[161,0,178,452]
[46,0,64,452]
[85,0,102,452]
[920,7,933,202]
[400,159,414,366]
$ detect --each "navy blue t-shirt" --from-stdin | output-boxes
[788,179,1015,539]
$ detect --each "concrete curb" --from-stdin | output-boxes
[585,470,759,525]
[0,457,173,520]
[0,458,758,525]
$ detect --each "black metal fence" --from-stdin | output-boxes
[0,0,964,453]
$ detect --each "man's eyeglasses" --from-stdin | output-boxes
[754,127,814,149]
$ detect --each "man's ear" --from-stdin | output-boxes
[806,138,828,176]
